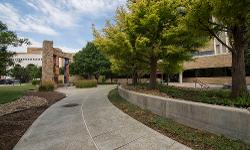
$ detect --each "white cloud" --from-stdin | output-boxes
[24,0,126,28]
[9,38,42,52]
[0,3,58,36]
[26,1,39,11]
[26,0,75,28]
[1,0,126,53]
[63,0,126,16]
[9,38,79,53]
[0,0,126,34]
[58,46,79,53]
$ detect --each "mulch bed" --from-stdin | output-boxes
[0,91,66,150]
[124,85,169,98]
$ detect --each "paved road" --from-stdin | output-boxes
[14,85,191,150]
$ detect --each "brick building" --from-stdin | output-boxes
[181,34,250,85]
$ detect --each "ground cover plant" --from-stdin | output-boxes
[74,80,97,88]
[126,84,250,108]
[108,88,250,150]
[39,81,55,91]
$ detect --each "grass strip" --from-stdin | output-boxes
[108,88,250,150]
[0,84,36,104]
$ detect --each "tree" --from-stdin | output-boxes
[36,67,42,79]
[69,62,77,75]
[159,45,193,85]
[26,64,39,80]
[0,47,14,77]
[185,0,250,97]
[93,12,146,85]
[124,0,206,88]
[94,0,206,87]
[73,42,111,82]
[245,45,250,67]
[0,21,29,77]
[10,64,30,83]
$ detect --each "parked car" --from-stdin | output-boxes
[0,79,15,85]
[13,80,21,84]
[6,79,14,84]
[0,79,5,84]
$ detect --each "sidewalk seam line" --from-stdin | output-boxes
[93,127,122,139]
[81,103,100,150]
[113,135,145,150]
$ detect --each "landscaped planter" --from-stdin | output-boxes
[118,86,250,143]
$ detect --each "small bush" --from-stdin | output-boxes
[100,76,106,83]
[130,84,250,108]
[32,80,40,85]
[75,80,97,88]
[39,81,55,91]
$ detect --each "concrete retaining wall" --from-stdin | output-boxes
[118,86,250,143]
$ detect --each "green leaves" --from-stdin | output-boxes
[0,21,30,76]
[73,42,111,80]
[0,21,30,49]
[93,0,208,86]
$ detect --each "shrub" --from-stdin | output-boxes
[57,80,64,87]
[131,84,250,108]
[100,76,106,83]
[75,80,97,88]
[39,81,55,91]
[58,80,63,84]
[32,80,40,85]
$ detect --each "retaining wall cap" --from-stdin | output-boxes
[119,86,250,114]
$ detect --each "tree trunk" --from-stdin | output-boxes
[231,49,248,98]
[149,58,157,89]
[132,72,138,86]
[166,74,169,86]
[231,25,248,98]
[95,74,99,83]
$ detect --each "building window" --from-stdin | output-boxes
[216,44,220,54]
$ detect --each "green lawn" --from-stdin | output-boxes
[0,84,36,104]
[108,88,250,150]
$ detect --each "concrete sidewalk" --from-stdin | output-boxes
[14,85,191,150]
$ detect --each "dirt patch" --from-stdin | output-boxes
[0,96,48,116]
[0,91,65,150]
[25,91,65,105]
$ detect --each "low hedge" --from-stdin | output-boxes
[75,80,97,88]
[39,81,55,91]
[32,80,40,85]
[129,83,250,108]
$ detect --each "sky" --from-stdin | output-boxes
[0,0,126,53]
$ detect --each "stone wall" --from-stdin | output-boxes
[183,77,250,85]
[41,41,72,84]
[42,41,54,83]
[118,86,250,143]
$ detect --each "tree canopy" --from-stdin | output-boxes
[94,0,207,88]
[185,0,250,97]
[0,21,30,77]
[72,42,111,81]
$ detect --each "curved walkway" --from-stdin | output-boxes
[14,85,191,150]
